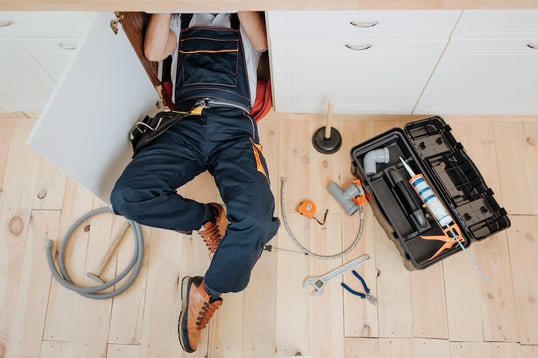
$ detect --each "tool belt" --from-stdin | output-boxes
[129,106,204,157]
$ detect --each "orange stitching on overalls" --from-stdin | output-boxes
[249,138,267,179]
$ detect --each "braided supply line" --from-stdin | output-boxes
[280,177,365,260]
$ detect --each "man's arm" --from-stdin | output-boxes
[144,13,177,61]
[237,12,268,52]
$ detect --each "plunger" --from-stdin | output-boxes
[312,101,342,154]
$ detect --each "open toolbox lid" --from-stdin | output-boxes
[350,116,510,269]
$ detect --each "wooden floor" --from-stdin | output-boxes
[1,111,537,358]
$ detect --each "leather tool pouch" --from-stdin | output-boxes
[130,111,189,157]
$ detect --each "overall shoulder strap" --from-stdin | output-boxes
[230,13,240,30]
[180,13,193,30]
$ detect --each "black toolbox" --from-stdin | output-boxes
[350,116,510,270]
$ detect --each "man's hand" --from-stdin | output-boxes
[237,12,268,52]
[144,13,177,61]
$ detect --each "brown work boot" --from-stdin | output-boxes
[198,203,227,258]
[178,276,223,353]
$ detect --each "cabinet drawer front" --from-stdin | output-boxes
[0,11,94,38]
[18,38,82,81]
[267,10,461,39]
[0,38,56,111]
[452,10,538,39]
[270,38,447,114]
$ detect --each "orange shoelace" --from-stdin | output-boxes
[199,225,221,253]
[196,300,222,330]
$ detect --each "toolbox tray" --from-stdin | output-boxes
[350,116,510,270]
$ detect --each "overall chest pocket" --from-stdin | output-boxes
[179,36,239,88]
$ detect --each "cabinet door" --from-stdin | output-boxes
[27,12,159,205]
[17,38,82,82]
[270,38,448,114]
[414,39,538,114]
[0,38,56,111]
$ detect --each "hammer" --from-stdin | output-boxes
[86,222,130,284]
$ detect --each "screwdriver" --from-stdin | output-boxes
[263,244,308,255]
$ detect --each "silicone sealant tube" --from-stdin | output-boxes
[410,175,453,228]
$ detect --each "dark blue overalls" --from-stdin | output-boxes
[110,14,280,294]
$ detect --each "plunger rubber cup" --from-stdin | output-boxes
[312,126,342,154]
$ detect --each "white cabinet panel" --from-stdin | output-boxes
[27,12,159,205]
[0,11,91,111]
[271,38,448,114]
[0,11,94,38]
[0,38,56,111]
[267,10,459,114]
[415,9,538,115]
[267,10,461,39]
[18,38,82,81]
[452,10,538,39]
[414,39,538,114]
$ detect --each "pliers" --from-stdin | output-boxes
[341,270,377,305]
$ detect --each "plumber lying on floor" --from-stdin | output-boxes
[110,12,280,354]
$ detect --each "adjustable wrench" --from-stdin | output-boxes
[303,254,370,296]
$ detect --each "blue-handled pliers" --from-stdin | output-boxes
[341,270,377,305]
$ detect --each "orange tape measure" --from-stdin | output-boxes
[297,200,328,225]
[297,200,317,218]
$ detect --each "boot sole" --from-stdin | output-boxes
[178,276,195,353]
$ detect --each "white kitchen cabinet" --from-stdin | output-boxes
[414,10,538,115]
[267,10,462,114]
[27,12,159,205]
[0,11,94,111]
[0,38,56,111]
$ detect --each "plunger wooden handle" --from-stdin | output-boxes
[324,101,334,139]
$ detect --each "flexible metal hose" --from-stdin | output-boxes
[45,206,144,299]
[280,177,364,260]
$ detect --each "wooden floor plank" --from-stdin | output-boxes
[409,264,449,339]
[520,345,538,358]
[279,118,312,212]
[106,343,141,358]
[450,341,491,358]
[275,214,311,356]
[31,157,67,210]
[342,206,379,338]
[507,215,538,345]
[443,246,485,341]
[240,250,278,357]
[379,338,413,358]
[524,122,538,213]
[413,338,450,358]
[108,225,150,345]
[7,211,60,358]
[309,214,345,358]
[0,115,17,209]
[0,118,40,339]
[489,342,522,358]
[344,337,378,357]
[461,120,519,342]
[39,341,74,358]
[137,228,192,358]
[209,291,244,357]
[340,119,379,338]
[42,179,95,341]
[493,122,537,215]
